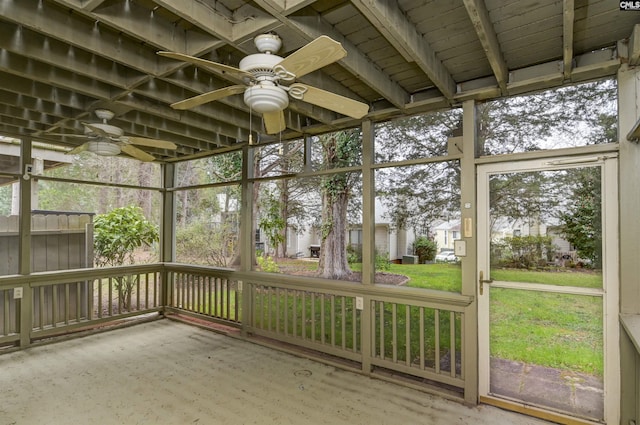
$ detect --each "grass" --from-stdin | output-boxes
[491,268,602,288]
[490,288,603,376]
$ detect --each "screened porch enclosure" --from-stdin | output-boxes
[0,1,639,423]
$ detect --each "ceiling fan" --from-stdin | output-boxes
[48,109,177,162]
[158,34,369,134]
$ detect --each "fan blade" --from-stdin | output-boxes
[126,137,177,150]
[291,84,369,119]
[275,36,346,79]
[66,143,90,155]
[120,144,155,162]
[81,122,110,137]
[170,85,246,110]
[44,133,89,138]
[263,110,286,134]
[158,51,253,82]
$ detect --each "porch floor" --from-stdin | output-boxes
[0,320,555,425]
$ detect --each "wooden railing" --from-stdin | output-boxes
[0,265,162,347]
[164,264,241,325]
[0,263,473,397]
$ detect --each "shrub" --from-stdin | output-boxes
[412,236,438,263]
[256,255,280,273]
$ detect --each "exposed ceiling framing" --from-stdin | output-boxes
[0,0,637,162]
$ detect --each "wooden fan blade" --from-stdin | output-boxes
[276,36,346,79]
[126,137,177,150]
[120,144,155,162]
[66,143,90,155]
[170,85,246,110]
[44,133,88,138]
[158,51,253,82]
[263,110,286,135]
[291,84,369,119]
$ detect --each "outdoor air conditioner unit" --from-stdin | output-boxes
[402,255,419,264]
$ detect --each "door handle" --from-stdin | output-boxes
[478,270,494,295]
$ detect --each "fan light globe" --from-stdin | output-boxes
[87,141,120,156]
[244,84,289,113]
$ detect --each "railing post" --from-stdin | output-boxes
[18,283,32,347]
[360,295,372,374]
[241,280,251,336]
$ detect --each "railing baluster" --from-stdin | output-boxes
[275,288,281,334]
[391,303,397,363]
[293,290,298,337]
[341,296,346,350]
[207,276,212,316]
[283,289,288,336]
[405,305,411,366]
[98,278,103,319]
[379,301,384,360]
[3,290,9,334]
[225,279,231,320]
[64,283,70,325]
[419,307,425,370]
[39,286,45,329]
[267,286,273,331]
[52,284,59,327]
[450,311,456,378]
[320,295,325,344]
[352,297,357,352]
[301,292,306,340]
[310,293,316,342]
[435,309,440,374]
[330,295,335,347]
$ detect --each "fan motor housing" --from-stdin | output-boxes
[239,53,283,79]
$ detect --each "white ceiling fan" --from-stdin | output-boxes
[48,109,177,162]
[158,34,369,134]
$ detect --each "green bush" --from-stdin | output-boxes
[501,235,555,269]
[256,255,280,273]
[412,236,438,263]
[375,251,391,271]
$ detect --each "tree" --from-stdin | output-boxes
[375,110,462,237]
[558,167,602,267]
[258,187,286,256]
[94,206,159,309]
[317,130,361,279]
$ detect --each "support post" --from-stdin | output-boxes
[618,62,640,425]
[360,120,375,374]
[160,163,176,311]
[18,138,32,347]
[460,100,479,404]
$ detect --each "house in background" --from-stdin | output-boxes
[433,219,461,252]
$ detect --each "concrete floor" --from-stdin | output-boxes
[0,320,556,425]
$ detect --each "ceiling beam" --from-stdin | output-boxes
[152,0,234,44]
[563,0,575,79]
[351,0,457,100]
[0,24,143,89]
[462,0,508,94]
[50,0,217,55]
[283,14,408,109]
[0,1,172,75]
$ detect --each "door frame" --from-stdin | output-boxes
[476,154,620,424]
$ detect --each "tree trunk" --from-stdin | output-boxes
[276,179,289,258]
[318,190,351,279]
